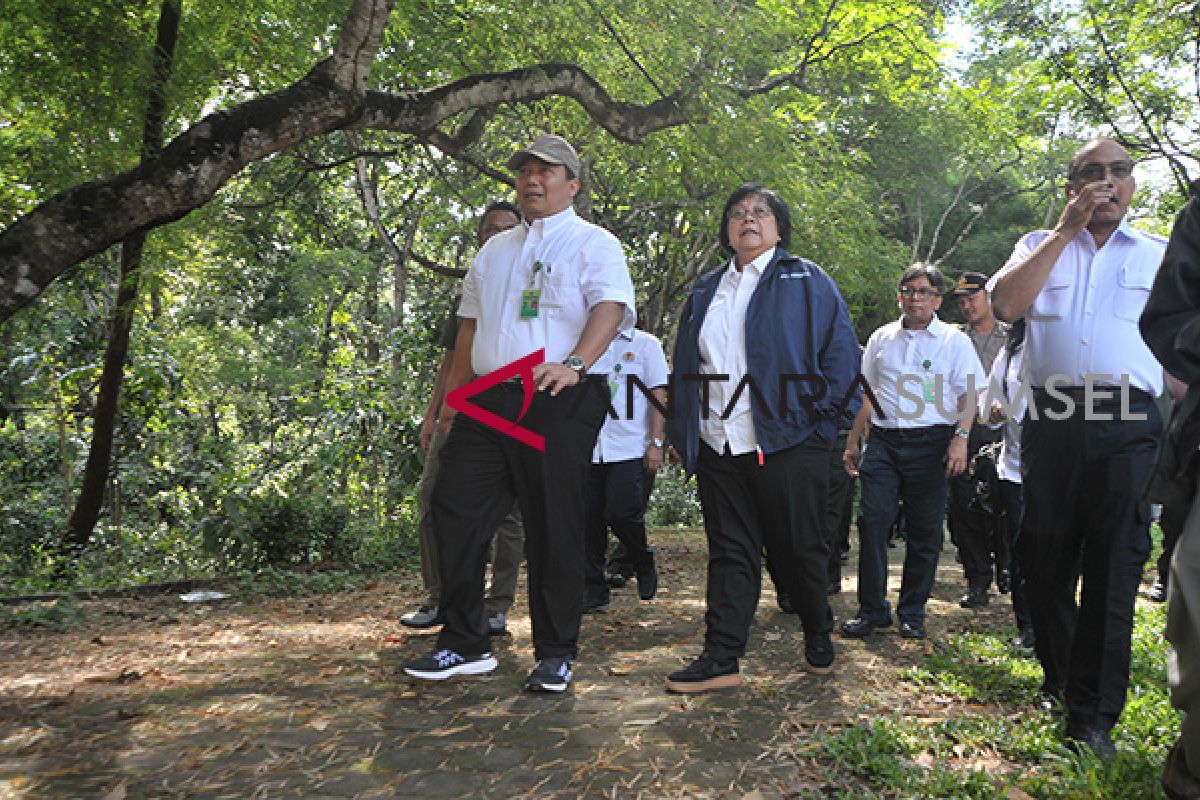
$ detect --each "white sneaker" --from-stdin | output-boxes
[487,611,507,636]
[400,604,442,628]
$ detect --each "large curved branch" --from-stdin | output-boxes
[0,0,393,322]
[0,57,698,322]
[356,63,695,143]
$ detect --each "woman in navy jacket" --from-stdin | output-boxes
[664,183,860,693]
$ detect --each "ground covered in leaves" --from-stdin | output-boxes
[0,531,1173,798]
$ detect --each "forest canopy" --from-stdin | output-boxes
[0,0,1195,589]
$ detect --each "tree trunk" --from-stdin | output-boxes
[65,0,181,552]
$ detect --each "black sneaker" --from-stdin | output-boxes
[804,633,835,675]
[1149,577,1168,603]
[664,654,741,694]
[582,594,610,614]
[636,552,658,601]
[996,569,1012,594]
[898,620,927,639]
[605,571,629,588]
[403,648,497,681]
[840,615,892,638]
[958,588,989,609]
[525,657,573,692]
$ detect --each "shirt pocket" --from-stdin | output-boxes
[539,262,584,318]
[1112,263,1154,322]
[1028,269,1072,320]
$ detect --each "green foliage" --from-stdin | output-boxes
[203,485,358,569]
[3,0,1180,591]
[0,598,83,631]
[646,465,703,529]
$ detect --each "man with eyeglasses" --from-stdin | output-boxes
[841,264,986,641]
[991,138,1167,759]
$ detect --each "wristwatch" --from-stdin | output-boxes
[563,354,587,380]
[649,437,665,448]
[953,426,970,439]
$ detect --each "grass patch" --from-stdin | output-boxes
[0,598,84,631]
[805,600,1180,798]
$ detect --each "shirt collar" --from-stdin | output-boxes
[525,206,577,237]
[900,312,944,337]
[725,246,775,279]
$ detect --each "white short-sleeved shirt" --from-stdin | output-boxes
[459,207,635,375]
[697,249,772,455]
[862,314,987,429]
[989,219,1167,395]
[591,329,670,464]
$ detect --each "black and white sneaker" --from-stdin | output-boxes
[525,657,572,692]
[403,649,498,681]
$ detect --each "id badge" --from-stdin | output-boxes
[922,377,937,403]
[520,289,541,319]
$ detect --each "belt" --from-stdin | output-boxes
[870,424,953,441]
[1032,386,1152,404]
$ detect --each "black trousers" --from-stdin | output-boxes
[432,381,605,660]
[949,428,1007,590]
[696,439,833,659]
[1020,389,1161,732]
[583,458,653,606]
[824,430,854,584]
[856,425,953,625]
[997,478,1032,633]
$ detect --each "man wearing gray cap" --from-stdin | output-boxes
[404,134,635,693]
[949,271,1009,609]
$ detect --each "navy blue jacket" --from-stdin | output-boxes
[666,248,861,474]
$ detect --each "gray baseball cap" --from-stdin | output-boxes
[506,134,581,175]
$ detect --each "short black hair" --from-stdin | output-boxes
[718,183,792,255]
[898,262,946,293]
[477,201,522,236]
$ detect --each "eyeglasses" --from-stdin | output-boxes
[729,207,774,221]
[898,286,938,299]
[1073,160,1134,183]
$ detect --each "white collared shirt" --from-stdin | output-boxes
[459,207,635,375]
[862,314,987,429]
[990,219,1166,395]
[591,329,670,463]
[698,248,772,455]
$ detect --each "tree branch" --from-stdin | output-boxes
[0,41,699,321]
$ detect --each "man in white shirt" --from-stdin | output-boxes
[842,264,986,640]
[403,134,635,693]
[991,137,1167,759]
[582,328,669,613]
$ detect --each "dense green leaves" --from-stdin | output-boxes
[0,0,1187,588]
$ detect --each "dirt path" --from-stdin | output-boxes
[0,531,1027,798]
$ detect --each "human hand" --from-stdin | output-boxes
[532,362,582,396]
[945,436,968,477]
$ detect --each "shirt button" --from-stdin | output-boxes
[1081,339,1089,345]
